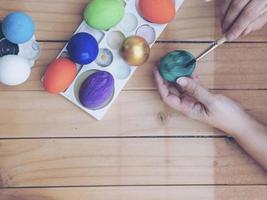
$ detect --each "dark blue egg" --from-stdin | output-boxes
[67,32,99,65]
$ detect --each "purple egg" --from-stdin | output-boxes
[79,71,115,110]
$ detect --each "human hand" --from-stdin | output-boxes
[153,68,253,136]
[220,0,267,41]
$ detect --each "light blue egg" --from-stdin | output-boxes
[2,12,35,44]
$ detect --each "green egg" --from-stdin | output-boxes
[84,0,125,31]
[159,50,196,83]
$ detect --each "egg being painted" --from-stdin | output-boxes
[84,0,125,30]
[67,32,99,65]
[79,71,114,110]
[159,50,196,82]
[2,12,35,44]
[43,58,77,94]
[139,0,176,24]
[0,55,31,86]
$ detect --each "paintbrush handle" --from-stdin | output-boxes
[195,36,227,62]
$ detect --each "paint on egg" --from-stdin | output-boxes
[96,48,113,67]
[67,32,99,65]
[0,38,19,57]
[120,36,150,66]
[79,71,115,110]
[139,0,176,24]
[84,0,125,30]
[2,12,35,44]
[159,50,196,82]
[43,58,77,94]
[74,69,99,104]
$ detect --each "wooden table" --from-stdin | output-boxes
[0,0,267,199]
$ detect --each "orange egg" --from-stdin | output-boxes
[43,58,77,94]
[139,0,176,24]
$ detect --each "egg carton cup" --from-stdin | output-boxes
[58,0,184,120]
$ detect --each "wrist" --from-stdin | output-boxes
[229,115,266,139]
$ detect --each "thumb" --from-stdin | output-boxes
[177,77,214,105]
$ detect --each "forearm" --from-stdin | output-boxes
[231,117,267,170]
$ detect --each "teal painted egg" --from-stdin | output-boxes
[159,50,196,82]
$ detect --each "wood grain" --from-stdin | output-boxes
[0,0,266,197]
[0,42,266,91]
[1,186,267,200]
[0,138,266,187]
[0,90,266,138]
[0,0,266,41]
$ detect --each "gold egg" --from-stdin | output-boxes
[120,36,150,66]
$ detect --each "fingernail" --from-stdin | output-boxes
[177,77,188,87]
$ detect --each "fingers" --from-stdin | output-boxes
[220,0,233,22]
[192,71,200,83]
[154,69,210,121]
[243,10,267,35]
[153,68,182,110]
[222,0,250,32]
[176,77,214,105]
[225,0,267,41]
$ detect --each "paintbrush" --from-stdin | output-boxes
[194,36,227,62]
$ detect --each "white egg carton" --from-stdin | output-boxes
[58,0,184,120]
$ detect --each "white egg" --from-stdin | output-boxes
[0,55,31,86]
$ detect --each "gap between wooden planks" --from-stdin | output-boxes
[0,42,266,91]
[0,138,266,187]
[0,0,266,198]
[0,90,265,138]
[0,0,267,41]
[1,186,267,200]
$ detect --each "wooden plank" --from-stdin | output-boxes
[0,0,266,41]
[0,138,266,187]
[0,42,267,91]
[1,186,267,200]
[0,90,266,138]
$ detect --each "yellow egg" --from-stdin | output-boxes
[119,36,150,66]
